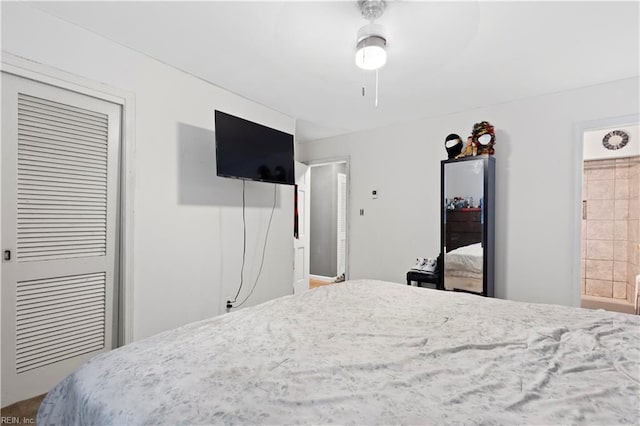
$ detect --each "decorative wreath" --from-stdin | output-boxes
[472,121,496,155]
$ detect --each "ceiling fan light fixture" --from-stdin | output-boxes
[355,23,387,71]
[355,35,387,70]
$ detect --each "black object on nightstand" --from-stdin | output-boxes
[406,254,444,290]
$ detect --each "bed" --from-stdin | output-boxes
[37,280,640,425]
[445,242,484,293]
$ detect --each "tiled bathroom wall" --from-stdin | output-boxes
[627,158,640,305]
[581,158,638,302]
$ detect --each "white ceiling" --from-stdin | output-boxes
[31,1,639,142]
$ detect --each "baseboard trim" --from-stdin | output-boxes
[309,274,334,282]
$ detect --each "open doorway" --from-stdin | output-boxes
[308,160,349,289]
[579,122,639,314]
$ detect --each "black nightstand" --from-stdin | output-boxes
[406,254,443,290]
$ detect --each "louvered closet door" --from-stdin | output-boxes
[1,72,121,406]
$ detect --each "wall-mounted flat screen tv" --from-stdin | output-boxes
[215,110,294,185]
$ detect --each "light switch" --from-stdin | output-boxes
[360,209,365,216]
[372,190,378,199]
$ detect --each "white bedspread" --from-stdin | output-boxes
[445,242,483,275]
[38,280,640,425]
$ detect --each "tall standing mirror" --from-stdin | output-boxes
[441,156,495,296]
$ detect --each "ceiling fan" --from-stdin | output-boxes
[355,0,388,107]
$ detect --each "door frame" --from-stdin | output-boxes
[572,114,640,307]
[305,156,351,281]
[1,52,136,345]
[336,172,347,278]
[293,162,310,295]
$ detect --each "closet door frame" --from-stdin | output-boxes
[1,52,136,345]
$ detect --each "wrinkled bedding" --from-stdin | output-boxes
[445,242,483,275]
[38,280,640,425]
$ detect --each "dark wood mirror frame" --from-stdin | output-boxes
[440,155,495,297]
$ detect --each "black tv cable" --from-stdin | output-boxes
[228,182,277,309]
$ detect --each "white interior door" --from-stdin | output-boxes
[293,162,310,294]
[337,173,347,278]
[1,72,121,406]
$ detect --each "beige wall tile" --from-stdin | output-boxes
[630,172,639,196]
[586,166,615,181]
[587,200,614,220]
[586,220,614,240]
[614,260,627,281]
[615,165,629,179]
[614,220,628,241]
[586,239,613,260]
[614,199,628,220]
[626,241,634,263]
[628,263,640,288]
[626,284,635,303]
[614,179,629,200]
[586,259,613,280]
[588,180,615,200]
[629,197,639,220]
[614,241,627,262]
[586,279,612,297]
[581,279,586,295]
[628,267,640,296]
[613,282,627,299]
[629,220,640,246]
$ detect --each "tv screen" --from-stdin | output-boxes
[215,110,295,185]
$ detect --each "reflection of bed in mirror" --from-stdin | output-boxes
[445,242,483,293]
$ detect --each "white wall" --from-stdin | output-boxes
[2,3,296,340]
[299,77,640,306]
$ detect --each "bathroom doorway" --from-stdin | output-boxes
[579,122,639,314]
[308,160,349,288]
